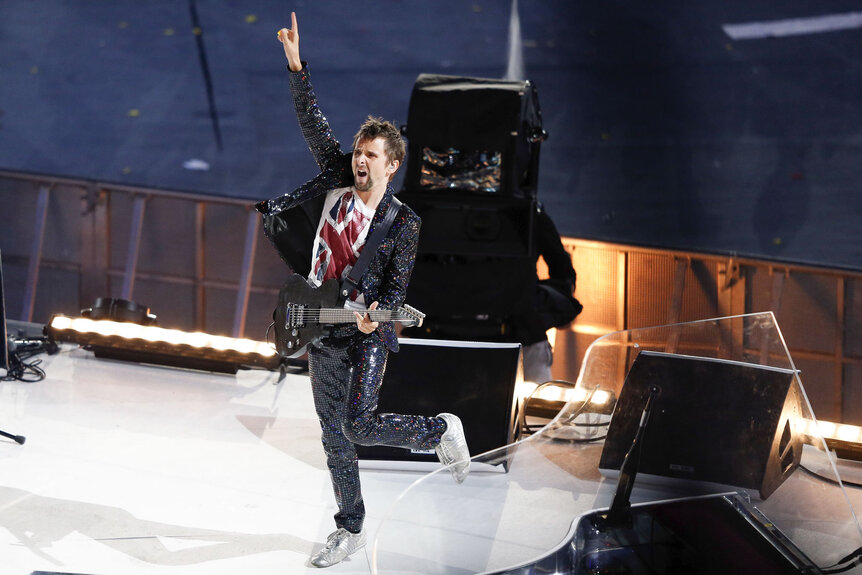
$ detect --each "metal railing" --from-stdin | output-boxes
[0,169,272,338]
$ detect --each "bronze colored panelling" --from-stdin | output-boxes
[847,279,861,357]
[794,356,840,422]
[626,254,721,328]
[680,260,720,321]
[569,243,619,329]
[627,252,677,329]
[748,268,838,354]
[844,364,862,426]
[776,273,838,355]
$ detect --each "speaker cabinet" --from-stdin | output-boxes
[356,338,522,470]
[599,351,803,500]
[404,74,544,198]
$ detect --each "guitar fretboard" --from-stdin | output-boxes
[301,309,408,324]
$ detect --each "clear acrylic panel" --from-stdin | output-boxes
[372,312,862,574]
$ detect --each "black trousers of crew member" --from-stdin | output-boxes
[308,331,447,533]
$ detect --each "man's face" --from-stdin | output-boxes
[352,137,398,193]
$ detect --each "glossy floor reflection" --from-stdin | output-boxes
[0,345,424,575]
[6,340,862,575]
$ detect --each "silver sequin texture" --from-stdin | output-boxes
[309,333,445,533]
[260,64,445,533]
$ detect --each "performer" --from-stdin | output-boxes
[255,12,470,568]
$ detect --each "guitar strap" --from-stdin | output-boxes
[340,195,403,300]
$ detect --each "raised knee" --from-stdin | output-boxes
[343,418,376,446]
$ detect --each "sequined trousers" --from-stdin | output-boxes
[308,331,446,533]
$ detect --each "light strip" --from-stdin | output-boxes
[46,314,280,374]
[518,381,611,406]
[49,315,276,357]
[797,418,862,445]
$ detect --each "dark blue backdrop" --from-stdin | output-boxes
[1,1,860,269]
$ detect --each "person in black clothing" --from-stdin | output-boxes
[513,203,582,383]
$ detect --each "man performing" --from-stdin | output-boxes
[255,12,470,569]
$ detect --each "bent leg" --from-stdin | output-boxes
[344,334,446,449]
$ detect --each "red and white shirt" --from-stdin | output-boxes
[308,187,375,297]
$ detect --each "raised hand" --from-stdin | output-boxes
[278,11,301,72]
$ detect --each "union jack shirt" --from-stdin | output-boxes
[308,186,375,297]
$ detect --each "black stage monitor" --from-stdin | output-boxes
[356,338,522,471]
[599,351,803,500]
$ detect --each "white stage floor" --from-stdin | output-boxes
[0,345,432,575]
[4,344,862,574]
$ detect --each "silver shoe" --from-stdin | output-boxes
[310,528,366,568]
[435,412,470,483]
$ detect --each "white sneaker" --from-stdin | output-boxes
[435,413,470,483]
[310,528,366,568]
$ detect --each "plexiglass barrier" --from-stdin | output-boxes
[372,313,862,574]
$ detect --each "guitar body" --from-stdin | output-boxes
[274,275,342,358]
[273,274,425,359]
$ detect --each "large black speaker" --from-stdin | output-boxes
[403,74,544,198]
[398,73,544,320]
[599,351,803,500]
[404,194,535,258]
[356,338,522,470]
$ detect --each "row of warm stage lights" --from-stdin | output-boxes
[49,315,277,357]
[516,382,862,443]
[517,380,613,406]
[797,418,862,444]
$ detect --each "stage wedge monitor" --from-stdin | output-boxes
[355,338,522,471]
[599,351,803,500]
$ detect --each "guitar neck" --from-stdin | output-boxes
[315,308,411,325]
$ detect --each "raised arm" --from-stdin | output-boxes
[278,11,302,72]
[278,12,346,172]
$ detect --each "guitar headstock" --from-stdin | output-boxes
[398,304,425,327]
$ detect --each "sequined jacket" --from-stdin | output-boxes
[257,64,420,353]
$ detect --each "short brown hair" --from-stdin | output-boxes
[353,116,405,165]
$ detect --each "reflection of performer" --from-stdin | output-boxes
[255,13,470,568]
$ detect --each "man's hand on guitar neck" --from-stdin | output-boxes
[354,301,380,334]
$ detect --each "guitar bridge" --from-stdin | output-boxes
[285,302,306,329]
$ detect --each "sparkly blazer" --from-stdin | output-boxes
[257,63,421,353]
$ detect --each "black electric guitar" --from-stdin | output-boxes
[273,274,425,358]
